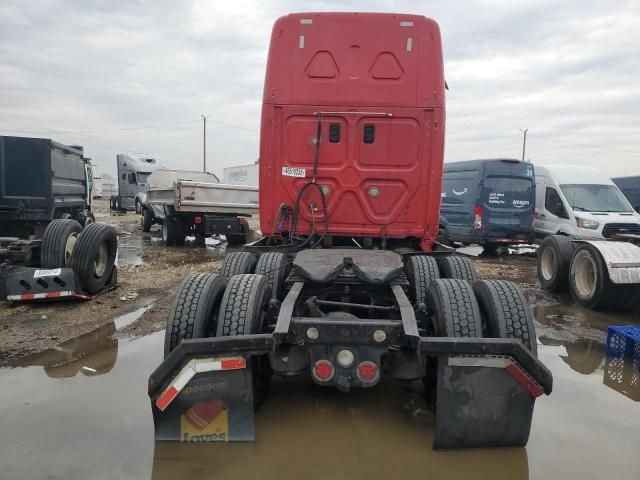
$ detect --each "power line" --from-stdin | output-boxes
[447,133,520,143]
[1,116,258,135]
[528,132,640,155]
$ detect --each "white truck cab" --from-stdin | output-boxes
[534,164,640,240]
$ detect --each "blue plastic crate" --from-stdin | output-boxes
[606,326,640,368]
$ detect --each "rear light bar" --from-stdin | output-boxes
[155,356,247,411]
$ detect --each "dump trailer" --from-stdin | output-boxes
[0,135,92,236]
[148,13,552,450]
[142,169,258,246]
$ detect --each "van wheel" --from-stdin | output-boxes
[474,280,537,356]
[142,208,153,232]
[217,274,273,407]
[569,243,629,310]
[405,255,440,305]
[437,255,478,284]
[164,273,227,357]
[255,252,290,300]
[219,252,257,279]
[70,223,118,294]
[538,235,574,292]
[41,219,83,268]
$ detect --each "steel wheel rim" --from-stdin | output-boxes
[540,246,556,281]
[64,233,78,267]
[94,242,108,278]
[573,250,597,299]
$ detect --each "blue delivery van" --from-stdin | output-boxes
[439,159,535,252]
[612,176,640,213]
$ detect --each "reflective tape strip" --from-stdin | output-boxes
[6,291,74,301]
[448,355,543,398]
[155,356,247,411]
[448,355,510,369]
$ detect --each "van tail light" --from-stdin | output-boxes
[194,216,202,225]
[474,205,483,229]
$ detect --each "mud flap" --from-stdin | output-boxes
[151,356,255,442]
[433,354,538,449]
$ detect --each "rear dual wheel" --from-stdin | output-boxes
[162,217,185,246]
[70,223,118,294]
[569,243,637,311]
[164,272,272,407]
[41,219,83,268]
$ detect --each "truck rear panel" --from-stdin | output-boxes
[0,136,87,222]
[259,13,445,250]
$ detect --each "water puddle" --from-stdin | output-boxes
[1,299,640,479]
[12,304,153,378]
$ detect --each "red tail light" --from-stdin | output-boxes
[195,216,202,224]
[356,361,379,383]
[312,360,335,382]
[474,205,483,229]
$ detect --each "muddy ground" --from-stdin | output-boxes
[0,199,226,363]
[0,200,541,363]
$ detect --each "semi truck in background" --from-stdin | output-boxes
[110,153,160,214]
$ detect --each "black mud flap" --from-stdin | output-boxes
[151,356,255,442]
[433,354,539,449]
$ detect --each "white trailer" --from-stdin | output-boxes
[223,162,259,186]
[142,169,258,246]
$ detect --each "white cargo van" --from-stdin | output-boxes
[534,165,640,240]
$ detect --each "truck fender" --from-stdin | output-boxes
[573,240,640,285]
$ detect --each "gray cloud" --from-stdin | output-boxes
[1,0,639,178]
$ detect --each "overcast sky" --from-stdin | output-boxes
[1,0,639,179]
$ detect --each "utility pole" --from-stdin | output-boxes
[201,114,210,172]
[520,128,528,162]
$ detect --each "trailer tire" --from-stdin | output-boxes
[569,243,625,310]
[70,223,117,294]
[538,235,574,292]
[163,273,227,357]
[405,255,440,305]
[437,255,478,284]
[142,208,153,232]
[426,278,483,338]
[41,219,83,268]
[219,252,257,279]
[217,274,272,407]
[255,252,290,300]
[474,280,537,356]
[162,217,180,245]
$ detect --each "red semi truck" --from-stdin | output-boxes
[149,13,551,449]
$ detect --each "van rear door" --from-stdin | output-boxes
[481,162,535,238]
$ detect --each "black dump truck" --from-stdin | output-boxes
[0,135,117,302]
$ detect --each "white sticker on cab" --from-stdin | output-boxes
[282,167,306,178]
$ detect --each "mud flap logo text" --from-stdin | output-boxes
[180,400,229,442]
